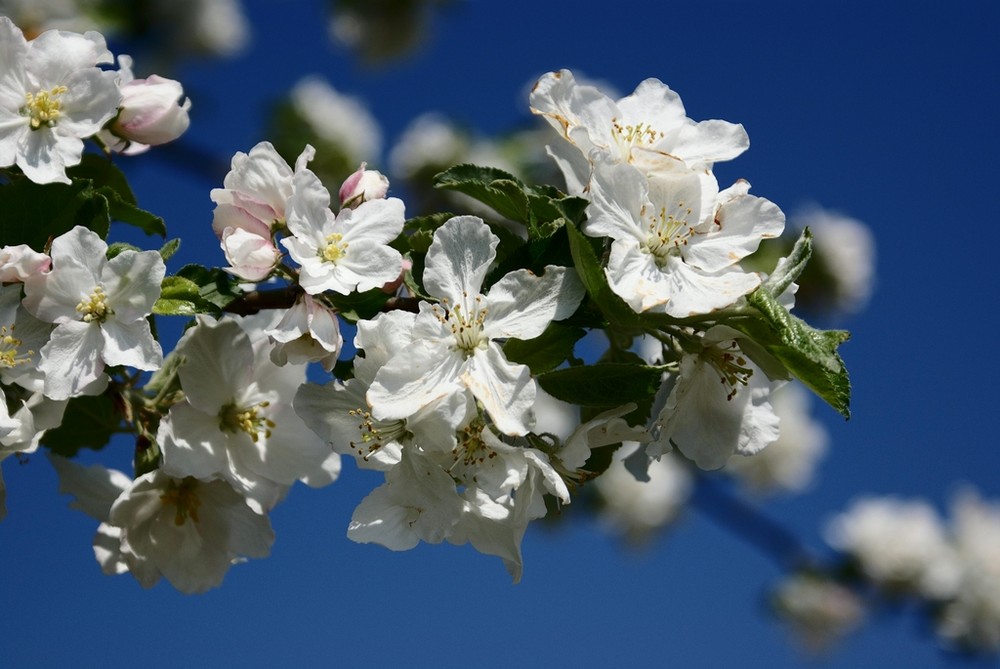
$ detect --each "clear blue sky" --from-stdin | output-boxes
[2,1,999,667]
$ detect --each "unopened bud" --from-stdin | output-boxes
[339,162,389,208]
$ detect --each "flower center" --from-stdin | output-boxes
[347,406,409,461]
[449,417,496,479]
[0,326,32,369]
[159,477,202,526]
[22,85,68,130]
[611,117,664,159]
[321,232,348,262]
[642,201,695,267]
[433,295,488,356]
[705,340,753,401]
[75,286,111,323]
[218,400,275,442]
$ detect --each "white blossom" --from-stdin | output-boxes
[936,489,1000,652]
[211,142,314,281]
[158,316,340,511]
[367,215,584,436]
[530,68,748,194]
[649,325,782,470]
[282,166,405,295]
[22,226,164,399]
[586,162,783,317]
[825,496,960,597]
[0,17,120,184]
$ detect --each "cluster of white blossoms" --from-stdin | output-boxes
[531,70,786,473]
[825,490,1000,652]
[0,38,856,599]
[0,16,190,183]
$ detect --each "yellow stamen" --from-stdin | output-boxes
[23,85,68,130]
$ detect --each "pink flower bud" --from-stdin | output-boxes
[111,75,191,147]
[339,162,389,208]
[220,227,281,282]
[0,244,51,282]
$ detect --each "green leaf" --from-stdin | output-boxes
[41,394,122,457]
[434,164,532,224]
[107,241,141,259]
[537,362,664,408]
[99,186,167,237]
[503,323,585,375]
[328,287,391,322]
[565,221,643,328]
[732,287,852,417]
[398,212,454,254]
[0,178,110,249]
[153,275,220,315]
[159,238,181,261]
[174,264,241,311]
[67,154,166,236]
[762,227,812,297]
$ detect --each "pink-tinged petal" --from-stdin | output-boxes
[158,403,229,480]
[176,318,254,413]
[210,198,275,238]
[100,318,162,370]
[422,216,498,302]
[485,266,584,340]
[220,227,280,281]
[22,257,97,323]
[222,141,293,210]
[368,342,465,421]
[463,344,535,436]
[39,320,104,399]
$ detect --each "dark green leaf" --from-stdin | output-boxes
[328,287,391,322]
[537,362,664,407]
[434,164,532,224]
[0,178,110,249]
[504,323,586,375]
[41,394,121,457]
[174,264,241,311]
[565,221,643,328]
